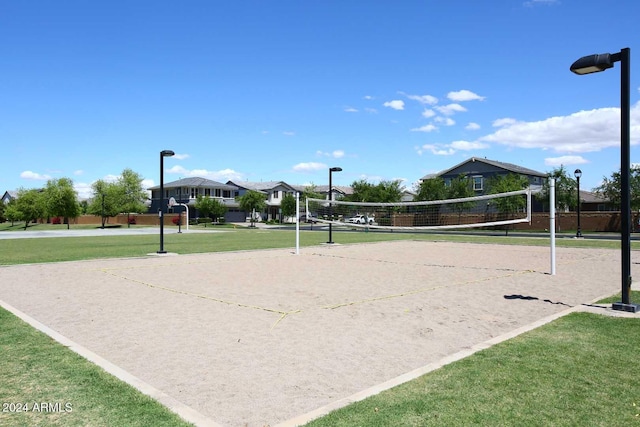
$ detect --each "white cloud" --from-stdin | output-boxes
[544,156,589,167]
[434,117,456,126]
[383,100,405,110]
[74,169,84,176]
[415,144,455,156]
[20,170,51,181]
[364,107,378,114]
[402,93,438,105]
[293,162,327,172]
[492,118,517,127]
[481,102,640,154]
[344,107,358,113]
[173,153,190,160]
[435,103,467,116]
[283,131,295,136]
[524,0,558,7]
[363,95,374,100]
[450,140,490,150]
[165,165,245,182]
[410,124,438,133]
[465,122,481,130]
[447,90,486,102]
[316,150,346,158]
[422,109,436,118]
[73,182,93,200]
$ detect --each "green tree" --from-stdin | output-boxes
[301,183,323,202]
[87,180,122,228]
[5,201,20,225]
[487,173,530,235]
[14,188,46,230]
[414,177,447,226]
[447,175,475,223]
[594,166,640,210]
[415,177,447,202]
[0,200,4,223]
[195,195,227,225]
[118,168,148,228]
[280,193,296,222]
[44,177,80,229]
[346,179,403,203]
[236,190,266,227]
[536,166,578,232]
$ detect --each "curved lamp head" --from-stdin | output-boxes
[570,53,615,75]
[574,169,582,179]
[329,167,342,172]
[161,150,175,157]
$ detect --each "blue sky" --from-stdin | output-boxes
[1,0,639,199]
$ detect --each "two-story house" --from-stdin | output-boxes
[148,177,244,222]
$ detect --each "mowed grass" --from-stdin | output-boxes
[304,312,640,427]
[1,226,639,426]
[0,308,193,427]
[0,225,633,265]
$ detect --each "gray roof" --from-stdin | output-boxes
[148,177,238,190]
[423,157,547,180]
[227,180,297,192]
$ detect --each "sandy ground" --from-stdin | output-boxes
[0,240,635,426]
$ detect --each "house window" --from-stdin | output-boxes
[214,189,221,197]
[272,191,279,199]
[223,190,231,198]
[472,176,483,191]
[190,188,199,199]
[444,178,451,187]
[204,188,211,197]
[234,191,239,197]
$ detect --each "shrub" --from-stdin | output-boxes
[128,217,137,225]
[51,217,62,224]
[171,216,181,225]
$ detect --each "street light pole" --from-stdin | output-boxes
[158,150,175,254]
[574,169,582,238]
[327,166,342,244]
[570,47,637,312]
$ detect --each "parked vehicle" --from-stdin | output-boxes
[299,214,318,223]
[346,214,374,225]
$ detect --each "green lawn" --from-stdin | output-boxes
[1,226,639,426]
[0,225,633,265]
[0,307,193,427]
[304,311,640,427]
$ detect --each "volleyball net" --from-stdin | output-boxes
[304,188,536,231]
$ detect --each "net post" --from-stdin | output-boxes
[527,187,532,223]
[550,178,556,275]
[295,192,300,255]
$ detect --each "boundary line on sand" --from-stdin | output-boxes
[0,299,222,427]
[274,292,630,427]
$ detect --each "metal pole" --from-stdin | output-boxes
[550,178,556,276]
[619,47,632,306]
[295,191,300,255]
[576,175,582,238]
[328,169,333,244]
[158,152,166,254]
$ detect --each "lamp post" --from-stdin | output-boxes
[574,169,582,238]
[158,149,175,254]
[327,166,342,244]
[570,48,638,312]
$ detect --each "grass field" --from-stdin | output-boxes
[1,225,639,426]
[0,224,633,265]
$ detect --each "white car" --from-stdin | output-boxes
[346,214,374,225]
